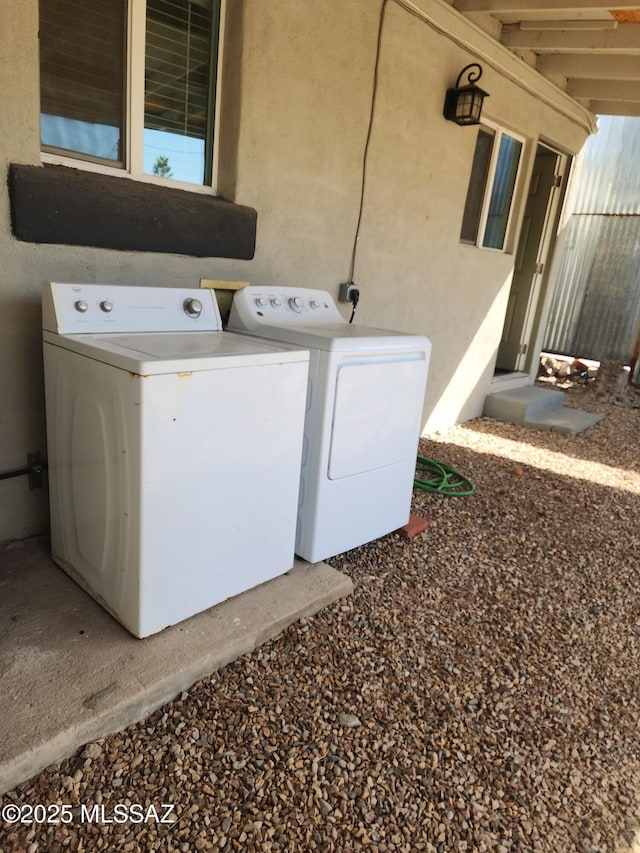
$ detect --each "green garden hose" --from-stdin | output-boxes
[414,456,475,496]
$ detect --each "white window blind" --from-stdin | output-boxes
[40,0,126,163]
[144,0,218,183]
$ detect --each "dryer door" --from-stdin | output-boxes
[328,353,427,480]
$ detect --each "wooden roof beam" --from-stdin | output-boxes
[586,100,640,114]
[516,19,619,29]
[455,0,640,13]
[537,53,640,76]
[503,23,640,50]
[567,77,640,98]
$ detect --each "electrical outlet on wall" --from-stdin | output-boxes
[339,282,359,303]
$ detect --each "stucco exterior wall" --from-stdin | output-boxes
[0,0,590,543]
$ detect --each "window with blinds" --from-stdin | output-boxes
[39,0,221,185]
[40,0,126,164]
[144,0,218,184]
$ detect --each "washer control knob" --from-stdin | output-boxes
[74,299,88,313]
[183,297,203,318]
[270,297,282,308]
[288,296,304,312]
[100,300,113,313]
[255,296,267,307]
[309,299,320,309]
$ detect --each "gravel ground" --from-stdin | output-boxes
[2,390,640,852]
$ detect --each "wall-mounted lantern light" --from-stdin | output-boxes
[443,63,488,126]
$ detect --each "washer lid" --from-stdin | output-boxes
[43,329,309,375]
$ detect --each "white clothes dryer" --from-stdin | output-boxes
[227,286,431,563]
[42,282,309,637]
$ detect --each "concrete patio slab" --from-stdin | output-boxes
[0,538,353,796]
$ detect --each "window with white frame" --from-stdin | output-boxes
[460,124,524,250]
[39,0,221,187]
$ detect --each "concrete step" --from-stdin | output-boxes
[484,385,603,435]
[524,407,604,436]
[484,385,565,422]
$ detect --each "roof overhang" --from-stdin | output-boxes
[451,0,640,117]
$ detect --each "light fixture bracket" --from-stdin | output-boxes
[443,63,489,126]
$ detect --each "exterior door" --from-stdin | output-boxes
[496,144,561,372]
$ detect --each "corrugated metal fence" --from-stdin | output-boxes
[543,115,640,376]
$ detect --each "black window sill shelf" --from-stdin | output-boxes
[8,163,256,260]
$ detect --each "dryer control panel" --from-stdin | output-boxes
[42,282,222,334]
[229,286,346,332]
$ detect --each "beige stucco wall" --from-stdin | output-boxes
[226,0,590,433]
[0,0,591,543]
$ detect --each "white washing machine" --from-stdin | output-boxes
[228,286,431,562]
[42,282,309,637]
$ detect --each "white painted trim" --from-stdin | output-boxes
[128,0,146,177]
[40,152,216,196]
[210,0,227,195]
[473,120,527,253]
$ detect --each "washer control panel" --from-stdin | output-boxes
[229,286,345,332]
[42,283,222,334]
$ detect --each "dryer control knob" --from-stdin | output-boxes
[100,300,113,313]
[183,297,203,318]
[288,296,304,312]
[74,300,88,313]
[270,297,282,308]
[255,297,267,307]
[309,299,320,309]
